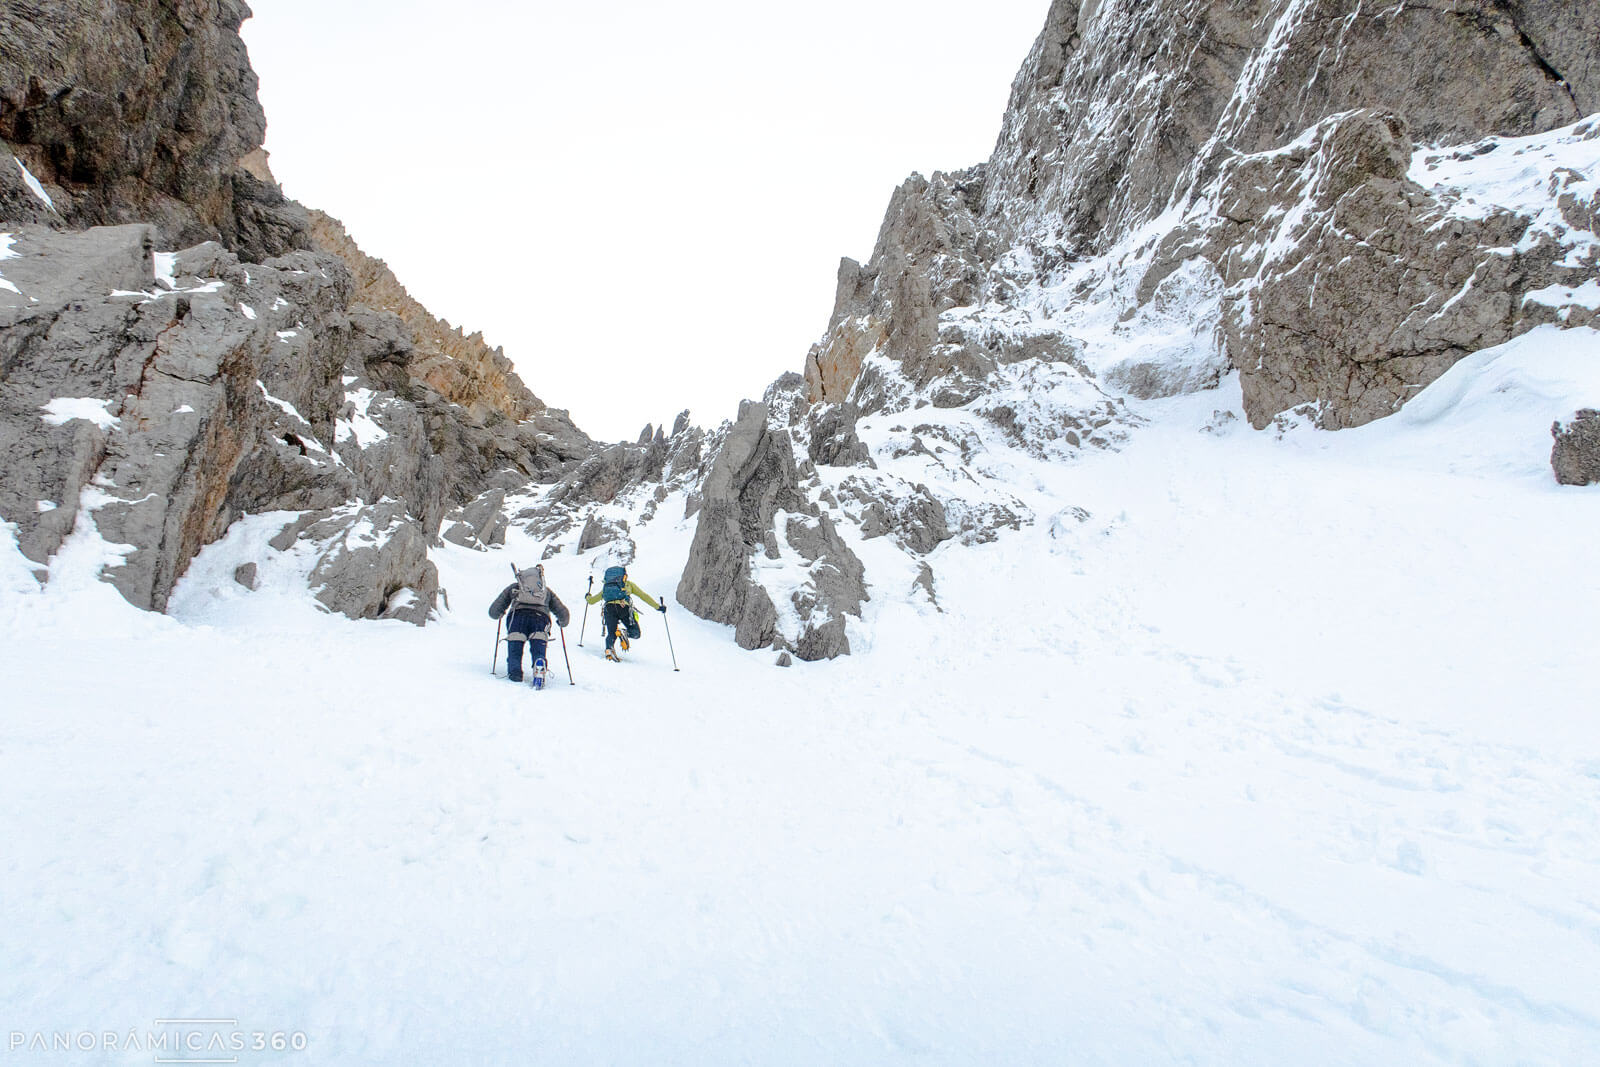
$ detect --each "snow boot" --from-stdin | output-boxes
[616,625,630,652]
[531,658,547,689]
[605,647,619,662]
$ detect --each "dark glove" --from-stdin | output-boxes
[658,602,667,614]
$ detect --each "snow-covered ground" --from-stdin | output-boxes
[3,328,1599,1064]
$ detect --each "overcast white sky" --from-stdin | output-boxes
[241,0,1047,442]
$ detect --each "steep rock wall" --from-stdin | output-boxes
[982,0,1593,253]
[806,0,1600,429]
[0,0,309,259]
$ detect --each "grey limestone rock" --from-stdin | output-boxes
[0,226,353,609]
[1552,410,1600,486]
[677,401,805,649]
[332,381,449,537]
[762,372,811,429]
[0,140,61,227]
[851,484,951,556]
[806,402,874,468]
[888,486,950,555]
[0,224,468,620]
[442,488,509,549]
[0,0,310,259]
[512,415,707,551]
[804,168,995,412]
[677,400,866,660]
[298,501,439,624]
[781,509,867,654]
[912,562,941,611]
[550,444,649,510]
[0,0,611,629]
[577,512,632,553]
[346,305,415,393]
[982,0,1594,257]
[1148,109,1600,428]
[798,0,1600,435]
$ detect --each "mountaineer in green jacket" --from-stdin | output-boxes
[585,564,663,661]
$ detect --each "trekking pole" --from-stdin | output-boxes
[559,626,575,685]
[660,599,680,672]
[578,575,593,646]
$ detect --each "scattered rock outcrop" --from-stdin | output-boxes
[677,401,865,660]
[509,420,705,556]
[806,402,874,468]
[301,501,439,625]
[856,483,950,555]
[442,488,510,550]
[1552,409,1600,485]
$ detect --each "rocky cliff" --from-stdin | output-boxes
[0,0,307,260]
[308,210,550,425]
[0,0,595,623]
[809,0,1599,429]
[681,0,1600,658]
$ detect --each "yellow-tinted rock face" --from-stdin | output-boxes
[308,210,544,424]
[804,315,885,406]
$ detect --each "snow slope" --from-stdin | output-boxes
[2,330,1599,1064]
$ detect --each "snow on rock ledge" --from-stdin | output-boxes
[298,501,439,624]
[1147,111,1600,429]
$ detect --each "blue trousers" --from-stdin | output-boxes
[506,607,549,680]
[506,637,548,681]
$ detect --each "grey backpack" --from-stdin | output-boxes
[513,565,548,610]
